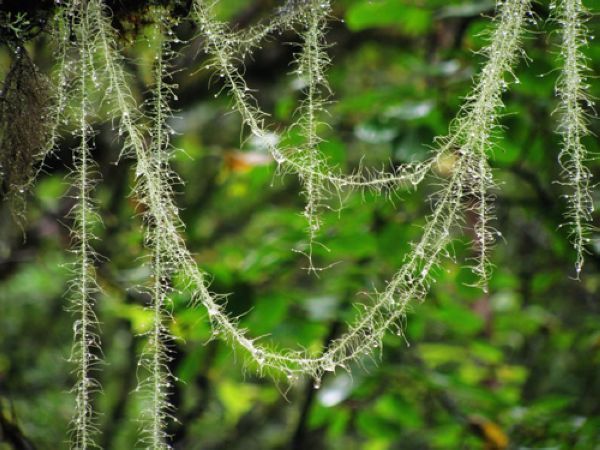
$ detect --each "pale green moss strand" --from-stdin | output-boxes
[90,0,531,385]
[292,0,331,269]
[555,0,594,278]
[68,2,102,448]
[446,0,531,290]
[137,16,178,450]
[193,0,432,199]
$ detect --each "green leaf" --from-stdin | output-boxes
[346,1,432,35]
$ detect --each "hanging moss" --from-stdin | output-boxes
[0,0,192,43]
[0,47,53,223]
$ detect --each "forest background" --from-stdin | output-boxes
[0,0,599,449]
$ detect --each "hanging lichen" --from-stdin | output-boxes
[0,46,53,224]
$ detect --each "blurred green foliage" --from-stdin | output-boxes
[0,0,599,449]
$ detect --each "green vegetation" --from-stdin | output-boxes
[0,0,598,449]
